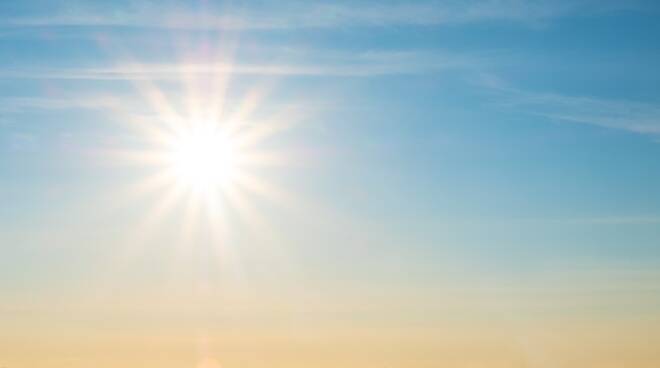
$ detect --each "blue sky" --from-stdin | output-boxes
[1,1,660,367]
[2,0,660,277]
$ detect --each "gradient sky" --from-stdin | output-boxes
[2,1,660,367]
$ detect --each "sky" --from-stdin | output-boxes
[1,1,660,367]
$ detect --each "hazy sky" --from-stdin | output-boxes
[1,1,660,367]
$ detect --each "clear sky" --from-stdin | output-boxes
[1,1,660,367]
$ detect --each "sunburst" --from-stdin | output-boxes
[167,123,238,194]
[102,38,308,266]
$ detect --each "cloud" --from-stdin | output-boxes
[0,96,121,113]
[0,0,639,30]
[519,93,660,135]
[0,50,471,81]
[479,74,660,136]
[514,216,660,225]
[566,216,660,224]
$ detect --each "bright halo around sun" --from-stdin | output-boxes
[167,125,237,193]
[105,35,310,261]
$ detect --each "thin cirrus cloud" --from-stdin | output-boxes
[479,74,660,137]
[0,0,637,30]
[513,92,660,136]
[0,96,122,113]
[0,50,472,80]
[0,49,473,119]
[3,54,659,141]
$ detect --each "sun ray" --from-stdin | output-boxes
[232,171,300,212]
[207,36,240,124]
[238,149,296,167]
[223,81,278,134]
[234,105,307,148]
[97,26,316,283]
[119,181,187,258]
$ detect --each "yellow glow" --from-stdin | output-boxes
[167,125,237,193]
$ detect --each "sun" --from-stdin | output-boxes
[167,124,238,193]
[107,36,309,256]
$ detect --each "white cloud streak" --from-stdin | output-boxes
[0,96,121,113]
[0,0,638,30]
[480,74,660,136]
[0,50,472,80]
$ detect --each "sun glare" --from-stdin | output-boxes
[168,125,237,192]
[110,38,306,259]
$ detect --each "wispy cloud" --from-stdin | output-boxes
[480,74,660,136]
[507,215,660,225]
[0,96,121,113]
[0,50,471,80]
[0,0,639,30]
[519,93,660,135]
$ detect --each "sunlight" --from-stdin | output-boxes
[98,31,313,272]
[167,124,237,193]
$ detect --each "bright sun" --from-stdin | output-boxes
[114,56,302,235]
[167,125,237,192]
